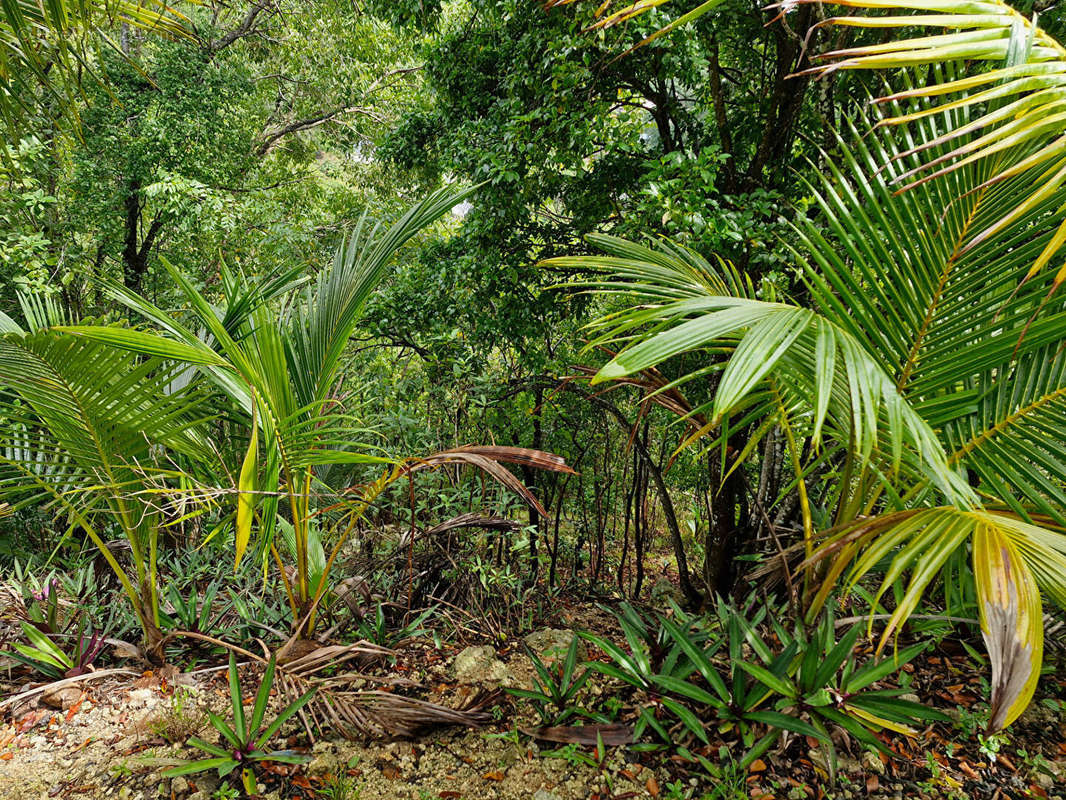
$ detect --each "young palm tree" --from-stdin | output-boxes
[0,294,218,662]
[62,185,574,637]
[545,103,1066,730]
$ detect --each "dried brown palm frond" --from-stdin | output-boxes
[277,665,503,741]
[275,638,394,670]
[569,362,707,433]
[175,631,498,741]
[520,723,633,747]
[397,446,576,518]
[397,512,523,550]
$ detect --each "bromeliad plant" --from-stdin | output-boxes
[741,608,949,774]
[506,635,592,726]
[161,653,315,795]
[353,601,438,650]
[3,619,106,679]
[581,600,944,771]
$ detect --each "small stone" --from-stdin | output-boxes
[862,750,885,774]
[40,686,82,710]
[450,645,512,685]
[533,791,562,800]
[839,756,862,774]
[522,629,587,665]
[170,776,189,795]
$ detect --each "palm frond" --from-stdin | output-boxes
[808,507,1062,728]
[544,235,975,506]
[788,0,1066,289]
[798,107,1066,523]
[1,0,193,133]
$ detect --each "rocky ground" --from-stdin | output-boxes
[0,630,671,800]
[0,628,1064,800]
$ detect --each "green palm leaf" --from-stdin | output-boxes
[553,0,1066,287]
[549,96,1066,727]
[0,310,216,654]
[1,0,193,133]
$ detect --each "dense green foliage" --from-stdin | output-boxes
[3,3,1066,793]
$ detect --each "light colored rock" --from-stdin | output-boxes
[450,645,512,685]
[522,629,586,664]
[862,750,885,774]
[169,776,189,795]
[128,688,155,705]
[40,686,82,710]
[533,791,561,800]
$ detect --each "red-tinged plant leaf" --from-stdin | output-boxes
[438,792,463,799]
[866,776,880,793]
[481,770,505,781]
[646,775,660,798]
[382,766,400,780]
[749,759,767,773]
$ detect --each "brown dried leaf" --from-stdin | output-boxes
[523,723,633,746]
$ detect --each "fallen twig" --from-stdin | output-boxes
[0,668,139,711]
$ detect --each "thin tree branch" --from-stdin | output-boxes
[256,105,385,155]
[209,1,275,53]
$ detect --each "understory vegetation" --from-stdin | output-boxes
[2,0,1066,798]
